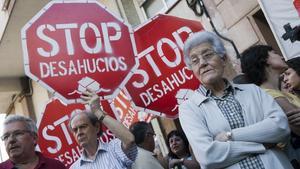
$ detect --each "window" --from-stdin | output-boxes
[142,0,179,18]
[248,9,282,56]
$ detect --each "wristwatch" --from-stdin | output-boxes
[180,158,185,165]
[226,131,232,141]
[98,113,107,122]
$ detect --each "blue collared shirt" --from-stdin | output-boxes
[70,139,137,169]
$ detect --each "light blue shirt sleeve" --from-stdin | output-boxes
[109,139,138,167]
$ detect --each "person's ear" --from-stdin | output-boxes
[223,54,228,61]
[221,54,227,66]
[95,122,100,131]
[33,133,38,146]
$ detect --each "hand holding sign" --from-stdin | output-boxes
[80,88,106,119]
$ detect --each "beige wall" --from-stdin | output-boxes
[121,0,141,27]
[0,77,21,114]
[216,0,261,73]
[31,81,49,121]
[169,0,260,75]
[131,0,263,75]
[0,0,15,41]
[0,0,53,118]
[100,0,122,17]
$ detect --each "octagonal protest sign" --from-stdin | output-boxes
[125,14,203,118]
[21,0,138,104]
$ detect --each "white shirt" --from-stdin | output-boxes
[132,147,164,169]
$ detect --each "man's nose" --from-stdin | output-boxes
[76,128,85,135]
[6,135,17,143]
[282,76,288,83]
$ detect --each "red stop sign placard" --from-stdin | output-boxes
[124,14,203,118]
[294,0,300,16]
[37,98,116,168]
[110,90,153,128]
[21,1,138,104]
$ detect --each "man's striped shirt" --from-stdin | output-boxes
[70,139,137,169]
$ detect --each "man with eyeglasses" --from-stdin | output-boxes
[68,89,137,169]
[0,115,66,169]
[130,121,164,169]
[179,31,294,169]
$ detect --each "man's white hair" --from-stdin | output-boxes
[4,114,37,135]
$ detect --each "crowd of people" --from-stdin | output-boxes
[0,30,300,169]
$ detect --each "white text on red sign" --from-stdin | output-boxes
[130,26,194,106]
[36,22,129,78]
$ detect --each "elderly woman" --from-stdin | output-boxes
[179,31,293,169]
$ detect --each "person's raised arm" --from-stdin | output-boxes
[80,89,136,154]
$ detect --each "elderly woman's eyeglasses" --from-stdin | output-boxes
[1,130,31,141]
[190,50,217,66]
